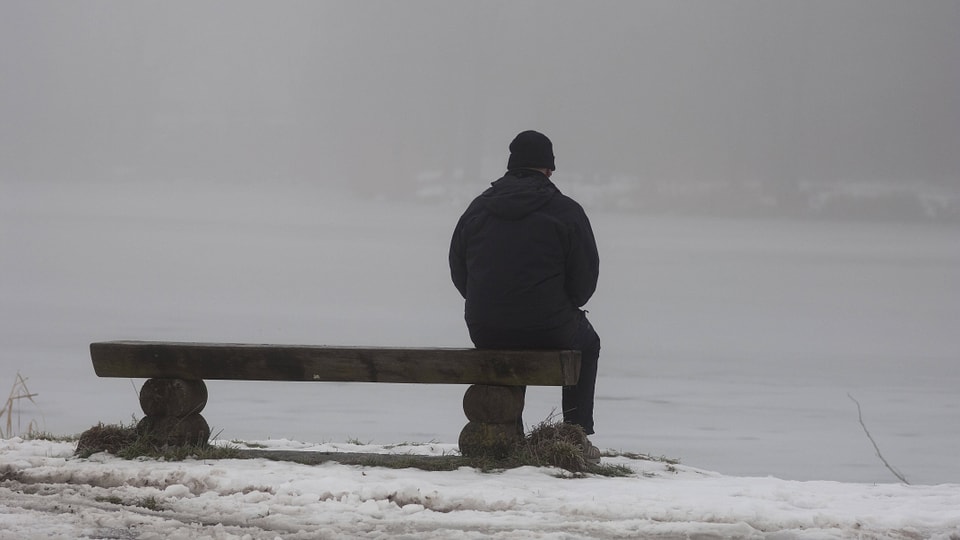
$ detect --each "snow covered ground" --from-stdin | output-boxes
[2,177,960,536]
[2,437,959,539]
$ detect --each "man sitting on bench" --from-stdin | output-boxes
[449,130,602,462]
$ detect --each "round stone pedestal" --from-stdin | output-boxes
[458,384,525,458]
[137,378,210,447]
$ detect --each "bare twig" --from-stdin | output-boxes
[2,373,41,438]
[847,393,909,484]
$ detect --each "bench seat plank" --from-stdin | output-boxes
[90,341,580,386]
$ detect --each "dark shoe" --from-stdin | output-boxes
[583,439,601,464]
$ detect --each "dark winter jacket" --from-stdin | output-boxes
[449,169,599,342]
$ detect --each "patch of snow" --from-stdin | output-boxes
[1,438,959,539]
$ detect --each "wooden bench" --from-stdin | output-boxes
[90,341,580,457]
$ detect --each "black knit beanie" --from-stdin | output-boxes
[507,130,556,171]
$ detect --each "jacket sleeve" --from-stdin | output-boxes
[449,216,468,299]
[564,206,599,308]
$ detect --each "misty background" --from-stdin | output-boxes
[2,1,958,218]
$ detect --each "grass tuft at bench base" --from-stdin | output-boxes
[74,420,630,476]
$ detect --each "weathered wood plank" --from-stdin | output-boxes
[90,341,580,386]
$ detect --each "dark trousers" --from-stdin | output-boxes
[468,313,601,435]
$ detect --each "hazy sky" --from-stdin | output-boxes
[2,1,958,191]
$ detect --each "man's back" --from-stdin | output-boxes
[449,168,599,343]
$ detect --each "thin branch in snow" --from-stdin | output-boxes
[847,393,909,485]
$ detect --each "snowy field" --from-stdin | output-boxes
[2,177,960,536]
[3,437,960,539]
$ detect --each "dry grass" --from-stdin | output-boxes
[76,422,240,460]
[76,422,140,457]
[0,373,42,439]
[515,419,592,472]
[508,419,635,477]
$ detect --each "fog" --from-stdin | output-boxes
[2,2,960,483]
[3,1,958,213]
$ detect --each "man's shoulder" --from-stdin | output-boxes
[454,193,489,227]
[463,192,489,214]
[545,191,589,219]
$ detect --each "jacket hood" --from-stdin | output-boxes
[480,170,559,220]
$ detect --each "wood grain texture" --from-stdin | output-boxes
[90,341,581,386]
